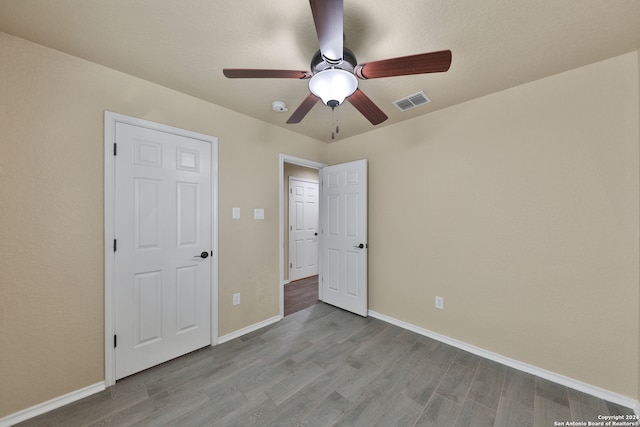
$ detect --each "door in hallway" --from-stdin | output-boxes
[289,178,319,281]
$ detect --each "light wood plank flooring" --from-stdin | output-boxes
[16,303,635,426]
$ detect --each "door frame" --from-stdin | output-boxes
[104,111,219,386]
[279,154,326,317]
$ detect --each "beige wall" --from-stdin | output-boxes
[0,33,328,417]
[283,163,320,281]
[328,52,640,399]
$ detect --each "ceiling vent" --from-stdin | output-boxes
[393,91,431,112]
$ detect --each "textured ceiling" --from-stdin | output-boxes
[1,0,639,142]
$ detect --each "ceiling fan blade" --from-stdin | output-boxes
[286,94,320,124]
[309,0,343,64]
[346,89,388,125]
[223,69,312,79]
[354,50,452,79]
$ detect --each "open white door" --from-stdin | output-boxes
[320,159,368,316]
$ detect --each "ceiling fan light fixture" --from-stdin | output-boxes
[309,68,358,107]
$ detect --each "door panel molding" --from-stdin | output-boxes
[104,111,218,386]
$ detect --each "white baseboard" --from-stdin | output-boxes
[217,315,282,344]
[0,382,105,427]
[368,310,640,415]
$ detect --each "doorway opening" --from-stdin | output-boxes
[279,155,326,317]
[279,155,369,318]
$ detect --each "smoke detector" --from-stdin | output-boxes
[272,101,289,112]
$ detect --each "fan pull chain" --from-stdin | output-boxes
[330,106,336,140]
[330,106,340,140]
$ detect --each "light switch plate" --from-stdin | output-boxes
[232,207,240,219]
[254,208,265,220]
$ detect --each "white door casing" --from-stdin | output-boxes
[320,159,368,317]
[289,178,319,281]
[105,112,218,385]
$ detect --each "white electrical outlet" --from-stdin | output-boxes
[435,296,444,310]
[233,293,241,306]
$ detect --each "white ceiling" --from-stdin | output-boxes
[1,0,639,143]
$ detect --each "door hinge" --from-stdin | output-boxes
[113,143,117,156]
[113,239,117,252]
[290,263,292,269]
[114,335,117,348]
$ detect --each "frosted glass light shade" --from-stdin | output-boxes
[309,69,358,106]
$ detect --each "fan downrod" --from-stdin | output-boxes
[310,48,357,73]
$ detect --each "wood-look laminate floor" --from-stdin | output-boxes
[284,275,319,316]
[17,303,635,427]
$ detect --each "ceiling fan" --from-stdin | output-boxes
[223,0,452,127]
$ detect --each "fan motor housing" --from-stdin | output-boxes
[311,48,357,74]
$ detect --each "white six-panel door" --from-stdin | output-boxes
[289,178,319,281]
[114,122,212,380]
[320,159,368,317]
